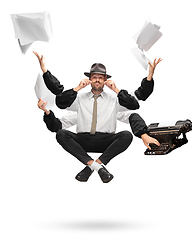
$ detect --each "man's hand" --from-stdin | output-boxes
[104,80,120,94]
[147,58,162,81]
[73,79,91,92]
[37,99,50,115]
[141,133,160,150]
[33,51,47,73]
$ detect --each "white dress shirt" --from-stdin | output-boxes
[64,91,135,133]
[60,110,133,131]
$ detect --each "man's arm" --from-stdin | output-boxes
[129,113,160,150]
[56,79,91,109]
[33,52,64,95]
[134,58,162,101]
[104,80,140,110]
[38,99,62,132]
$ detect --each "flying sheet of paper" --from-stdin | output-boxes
[131,21,162,70]
[133,21,162,51]
[131,47,151,70]
[34,73,55,109]
[11,11,53,54]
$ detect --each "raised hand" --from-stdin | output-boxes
[33,51,47,73]
[147,58,162,81]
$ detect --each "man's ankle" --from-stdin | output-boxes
[87,160,94,166]
[95,159,102,164]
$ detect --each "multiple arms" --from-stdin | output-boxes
[35,52,161,149]
[38,99,160,149]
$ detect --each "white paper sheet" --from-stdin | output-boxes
[11,11,53,54]
[131,21,162,70]
[34,73,55,109]
[131,47,151,70]
[133,21,162,51]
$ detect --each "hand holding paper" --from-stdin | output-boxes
[37,99,50,115]
[34,73,55,109]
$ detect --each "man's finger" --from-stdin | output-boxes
[154,139,160,146]
[151,137,160,146]
[145,143,151,150]
[33,51,40,59]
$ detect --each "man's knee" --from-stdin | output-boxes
[121,130,133,147]
[56,129,68,144]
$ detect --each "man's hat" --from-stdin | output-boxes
[84,63,111,79]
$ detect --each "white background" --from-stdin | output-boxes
[1,0,192,239]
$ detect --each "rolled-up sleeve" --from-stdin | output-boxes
[129,113,149,138]
[56,89,78,110]
[117,90,140,110]
[43,110,62,133]
[43,70,64,95]
[134,77,154,101]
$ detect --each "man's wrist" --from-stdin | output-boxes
[147,74,153,81]
[42,67,47,74]
[141,133,146,139]
[45,110,50,115]
[73,85,81,92]
[114,88,120,94]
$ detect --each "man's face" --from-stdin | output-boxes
[90,73,106,92]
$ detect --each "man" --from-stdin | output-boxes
[37,98,160,182]
[34,52,162,182]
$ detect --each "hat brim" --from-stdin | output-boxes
[84,72,111,79]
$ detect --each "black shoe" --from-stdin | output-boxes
[98,166,114,183]
[75,166,94,182]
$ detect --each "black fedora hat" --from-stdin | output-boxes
[84,63,111,79]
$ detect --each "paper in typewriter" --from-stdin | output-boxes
[34,73,55,109]
[132,21,162,69]
[11,12,53,54]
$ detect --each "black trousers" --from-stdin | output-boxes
[56,130,133,165]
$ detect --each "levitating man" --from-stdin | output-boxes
[34,52,162,182]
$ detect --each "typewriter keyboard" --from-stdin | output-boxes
[145,143,170,155]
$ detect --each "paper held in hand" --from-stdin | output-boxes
[11,11,53,54]
[34,73,55,109]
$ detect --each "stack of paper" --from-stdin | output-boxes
[11,11,53,54]
[34,73,55,109]
[131,21,162,70]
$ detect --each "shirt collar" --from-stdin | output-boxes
[88,91,104,100]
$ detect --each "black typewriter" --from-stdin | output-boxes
[144,119,192,155]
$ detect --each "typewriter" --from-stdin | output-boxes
[144,119,192,155]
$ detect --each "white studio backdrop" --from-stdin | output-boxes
[1,0,192,239]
